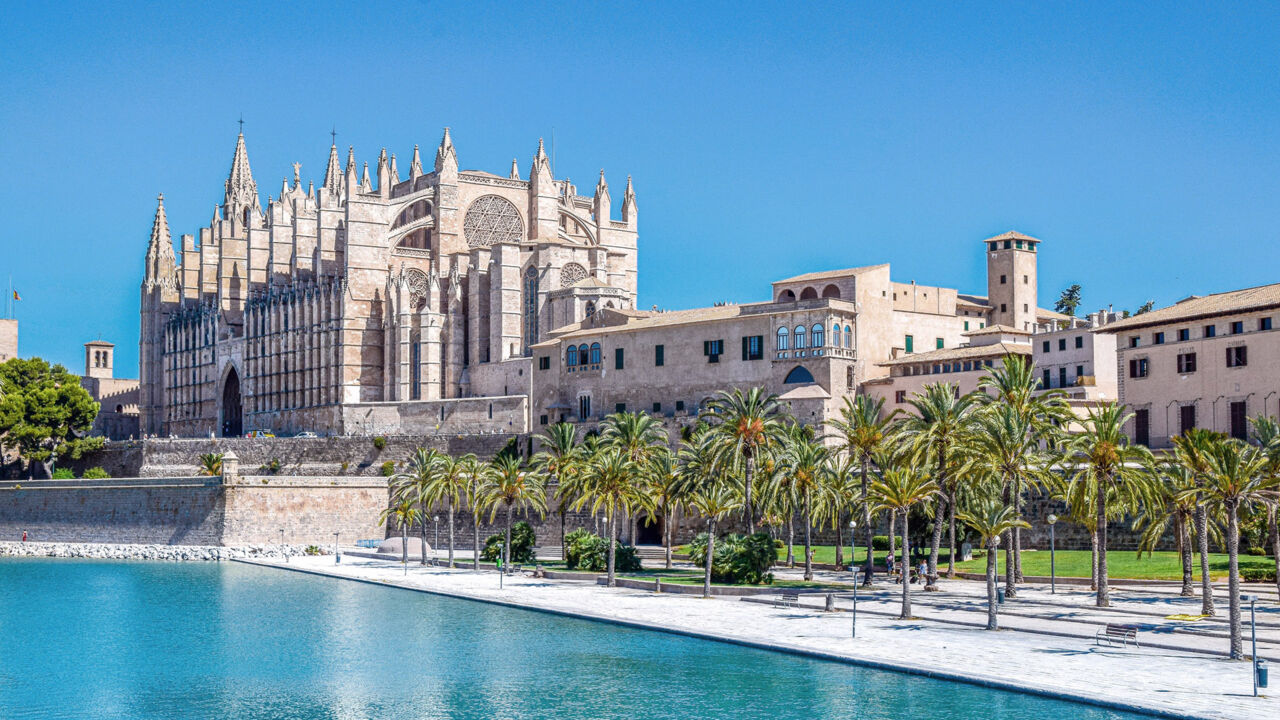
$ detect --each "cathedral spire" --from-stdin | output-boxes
[344,146,358,192]
[435,127,457,174]
[410,144,423,179]
[144,194,177,286]
[323,142,341,195]
[595,169,610,201]
[389,153,400,184]
[223,131,259,218]
[510,158,520,180]
[622,174,637,225]
[361,161,372,192]
[593,170,611,225]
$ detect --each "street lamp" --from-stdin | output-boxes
[1243,594,1260,696]
[333,531,340,565]
[280,528,287,563]
[1046,514,1058,594]
[498,539,506,589]
[433,515,440,557]
[849,566,862,638]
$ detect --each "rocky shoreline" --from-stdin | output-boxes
[0,540,315,561]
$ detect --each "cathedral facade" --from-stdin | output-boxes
[140,129,638,437]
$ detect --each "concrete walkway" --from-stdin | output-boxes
[246,553,1277,720]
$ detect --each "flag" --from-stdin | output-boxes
[11,290,18,301]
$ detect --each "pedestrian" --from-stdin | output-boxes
[22,530,27,542]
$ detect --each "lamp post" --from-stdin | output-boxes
[433,515,440,556]
[280,528,287,563]
[1244,594,1259,696]
[498,539,505,589]
[1046,514,1058,594]
[333,531,340,565]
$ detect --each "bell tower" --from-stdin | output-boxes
[985,231,1040,332]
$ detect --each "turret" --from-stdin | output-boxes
[593,170,611,237]
[509,158,520,180]
[143,194,179,293]
[377,149,390,198]
[410,144,423,180]
[984,231,1041,332]
[621,175,637,227]
[528,138,558,240]
[223,132,260,230]
[389,153,400,184]
[434,127,458,180]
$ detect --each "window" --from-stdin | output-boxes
[1179,404,1196,436]
[1153,332,1165,345]
[794,325,806,349]
[742,335,763,361]
[776,327,789,350]
[566,346,578,367]
[1075,336,1084,349]
[905,335,914,353]
[895,390,906,404]
[1000,275,1007,284]
[652,402,662,414]
[1075,364,1084,379]
[964,321,970,331]
[783,366,815,384]
[704,339,724,363]
[615,348,625,370]
[1129,358,1149,378]
[1177,352,1196,373]
[832,324,841,347]
[1129,336,1140,348]
[655,344,665,366]
[578,344,589,366]
[1000,304,1007,313]
[1134,408,1150,446]
[935,337,944,350]
[578,395,591,419]
[1226,346,1248,368]
[1261,317,1273,331]
[1204,324,1216,338]
[539,414,548,426]
[1023,275,1029,284]
[1230,401,1248,440]
[1231,321,1244,335]
[844,325,852,348]
[538,356,550,370]
[1058,338,1067,351]
[1177,328,1189,342]
[988,242,997,251]
[1042,340,1050,353]
[1042,368,1051,388]
[675,400,685,412]
[589,343,601,364]
[1058,367,1067,388]
[811,324,824,348]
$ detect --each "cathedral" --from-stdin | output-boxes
[140,129,639,437]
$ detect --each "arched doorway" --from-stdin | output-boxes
[635,513,663,545]
[221,367,243,437]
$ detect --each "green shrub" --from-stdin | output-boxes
[480,520,537,563]
[773,538,785,549]
[1241,566,1277,582]
[304,545,322,556]
[373,436,387,451]
[872,535,890,551]
[686,531,775,585]
[259,458,281,474]
[51,468,75,479]
[563,529,642,572]
[80,467,110,479]
[380,460,396,477]
[1245,546,1267,557]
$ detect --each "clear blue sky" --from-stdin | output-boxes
[3,2,1279,374]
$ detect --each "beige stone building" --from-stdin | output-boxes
[79,341,140,440]
[140,130,637,437]
[0,318,15,363]
[530,232,1067,429]
[1097,283,1280,447]
[865,326,1033,410]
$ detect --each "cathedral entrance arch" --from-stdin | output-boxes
[221,367,243,437]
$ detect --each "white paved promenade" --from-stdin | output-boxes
[248,554,1275,720]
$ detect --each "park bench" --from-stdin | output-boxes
[1095,624,1139,648]
[774,592,800,608]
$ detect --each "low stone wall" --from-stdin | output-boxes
[0,540,309,561]
[340,396,529,436]
[223,475,389,545]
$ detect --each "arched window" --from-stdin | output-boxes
[776,327,789,350]
[589,343,601,364]
[778,289,796,302]
[784,366,815,384]
[822,284,840,298]
[567,345,578,367]
[832,324,841,347]
[844,325,852,348]
[794,325,806,349]
[811,323,824,348]
[578,344,589,366]
[800,287,818,300]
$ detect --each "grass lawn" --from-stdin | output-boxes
[956,549,1275,581]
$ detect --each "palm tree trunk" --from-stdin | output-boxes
[1004,529,1016,598]
[900,510,912,619]
[703,518,715,598]
[505,504,514,568]
[744,454,756,534]
[1196,502,1215,616]
[1268,504,1279,603]
[607,502,617,587]
[1179,513,1194,597]
[1090,529,1099,591]
[803,489,813,582]
[1096,474,1110,607]
[473,502,481,571]
[947,487,958,578]
[786,512,795,567]
[835,517,844,568]
[986,538,999,630]
[927,495,944,591]
[447,497,455,569]
[1227,501,1242,660]
[889,509,898,576]
[664,503,673,570]
[1013,478,1023,583]
[861,456,874,584]
[420,499,429,565]
[401,522,408,568]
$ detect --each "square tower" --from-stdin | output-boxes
[84,340,114,380]
[985,231,1040,332]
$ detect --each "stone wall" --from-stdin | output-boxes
[340,396,528,436]
[223,476,388,545]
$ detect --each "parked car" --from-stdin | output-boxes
[244,430,275,438]
[294,431,318,438]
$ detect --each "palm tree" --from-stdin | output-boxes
[817,454,862,568]
[686,481,743,598]
[827,394,897,584]
[899,382,976,588]
[426,452,469,568]
[704,387,784,533]
[483,455,547,568]
[643,448,687,569]
[958,499,1029,629]
[1250,415,1280,601]
[1063,403,1154,607]
[379,494,422,573]
[602,410,668,542]
[1134,460,1202,597]
[1183,438,1275,659]
[777,424,828,580]
[1173,428,1225,616]
[460,455,489,570]
[394,447,444,565]
[573,447,642,586]
[871,460,940,619]
[532,422,582,561]
[197,452,224,477]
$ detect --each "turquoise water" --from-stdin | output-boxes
[0,560,1146,720]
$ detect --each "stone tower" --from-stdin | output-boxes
[985,231,1040,332]
[84,340,115,380]
[139,194,180,436]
